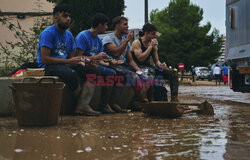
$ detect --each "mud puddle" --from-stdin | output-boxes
[0,86,250,160]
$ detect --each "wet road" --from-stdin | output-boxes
[0,86,250,160]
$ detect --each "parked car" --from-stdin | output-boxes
[193,67,211,80]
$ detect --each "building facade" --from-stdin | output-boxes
[0,0,54,45]
[217,35,226,63]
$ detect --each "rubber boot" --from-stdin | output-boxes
[170,72,179,102]
[75,83,100,116]
[100,86,115,114]
[110,86,128,113]
[134,86,149,103]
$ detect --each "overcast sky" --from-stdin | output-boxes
[124,0,226,34]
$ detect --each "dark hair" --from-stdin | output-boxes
[92,13,109,28]
[142,23,157,33]
[113,16,128,27]
[53,4,71,15]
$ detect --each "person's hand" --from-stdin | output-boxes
[135,68,144,75]
[136,68,144,72]
[108,59,119,67]
[126,31,134,41]
[159,62,167,68]
[96,52,107,60]
[83,57,92,67]
[117,60,124,64]
[69,57,85,66]
[150,39,158,47]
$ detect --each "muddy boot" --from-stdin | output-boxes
[100,87,115,114]
[170,72,179,102]
[73,85,81,97]
[110,87,128,113]
[75,83,100,116]
[134,86,149,103]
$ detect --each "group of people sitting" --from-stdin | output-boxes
[37,4,179,116]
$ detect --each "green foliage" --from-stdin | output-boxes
[150,0,224,70]
[0,16,52,68]
[47,0,125,36]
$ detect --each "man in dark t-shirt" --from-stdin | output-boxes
[131,23,179,102]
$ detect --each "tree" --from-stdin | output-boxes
[47,0,125,36]
[150,0,223,70]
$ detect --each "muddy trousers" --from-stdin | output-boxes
[155,69,179,101]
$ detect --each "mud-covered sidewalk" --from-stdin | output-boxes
[0,85,250,160]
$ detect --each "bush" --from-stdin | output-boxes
[0,0,53,71]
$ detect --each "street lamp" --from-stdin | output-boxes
[145,0,148,23]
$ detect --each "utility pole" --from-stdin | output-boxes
[145,0,148,23]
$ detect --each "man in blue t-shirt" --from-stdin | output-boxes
[37,5,85,101]
[221,64,228,85]
[75,13,127,114]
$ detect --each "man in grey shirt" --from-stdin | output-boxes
[102,16,139,71]
[102,16,148,110]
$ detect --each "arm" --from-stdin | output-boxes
[132,39,153,62]
[126,51,140,71]
[152,46,162,67]
[151,39,167,68]
[105,31,134,57]
[41,46,83,65]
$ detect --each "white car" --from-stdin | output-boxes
[194,67,210,80]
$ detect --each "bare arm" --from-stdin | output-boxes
[126,51,140,71]
[41,46,82,65]
[132,39,153,62]
[152,46,161,67]
[105,31,134,58]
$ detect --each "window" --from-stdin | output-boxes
[229,8,235,29]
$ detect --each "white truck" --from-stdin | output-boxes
[226,0,250,92]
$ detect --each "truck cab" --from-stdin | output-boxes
[226,0,250,92]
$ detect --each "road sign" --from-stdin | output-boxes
[178,63,184,70]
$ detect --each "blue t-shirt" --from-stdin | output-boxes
[74,30,103,56]
[37,24,74,68]
[221,66,228,75]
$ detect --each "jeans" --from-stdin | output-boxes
[45,64,84,91]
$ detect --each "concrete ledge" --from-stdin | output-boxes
[0,76,138,116]
[0,77,21,116]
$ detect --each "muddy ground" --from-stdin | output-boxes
[0,84,250,160]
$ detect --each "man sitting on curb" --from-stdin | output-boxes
[75,13,127,114]
[37,5,85,100]
[103,16,149,111]
[131,23,179,102]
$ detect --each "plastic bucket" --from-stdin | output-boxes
[10,77,65,126]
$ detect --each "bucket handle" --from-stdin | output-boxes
[38,77,56,84]
[21,77,37,83]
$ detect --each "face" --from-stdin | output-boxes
[146,31,157,40]
[98,22,108,34]
[54,11,71,30]
[118,19,129,34]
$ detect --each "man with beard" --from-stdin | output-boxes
[131,23,179,102]
[37,5,85,98]
[102,16,147,111]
